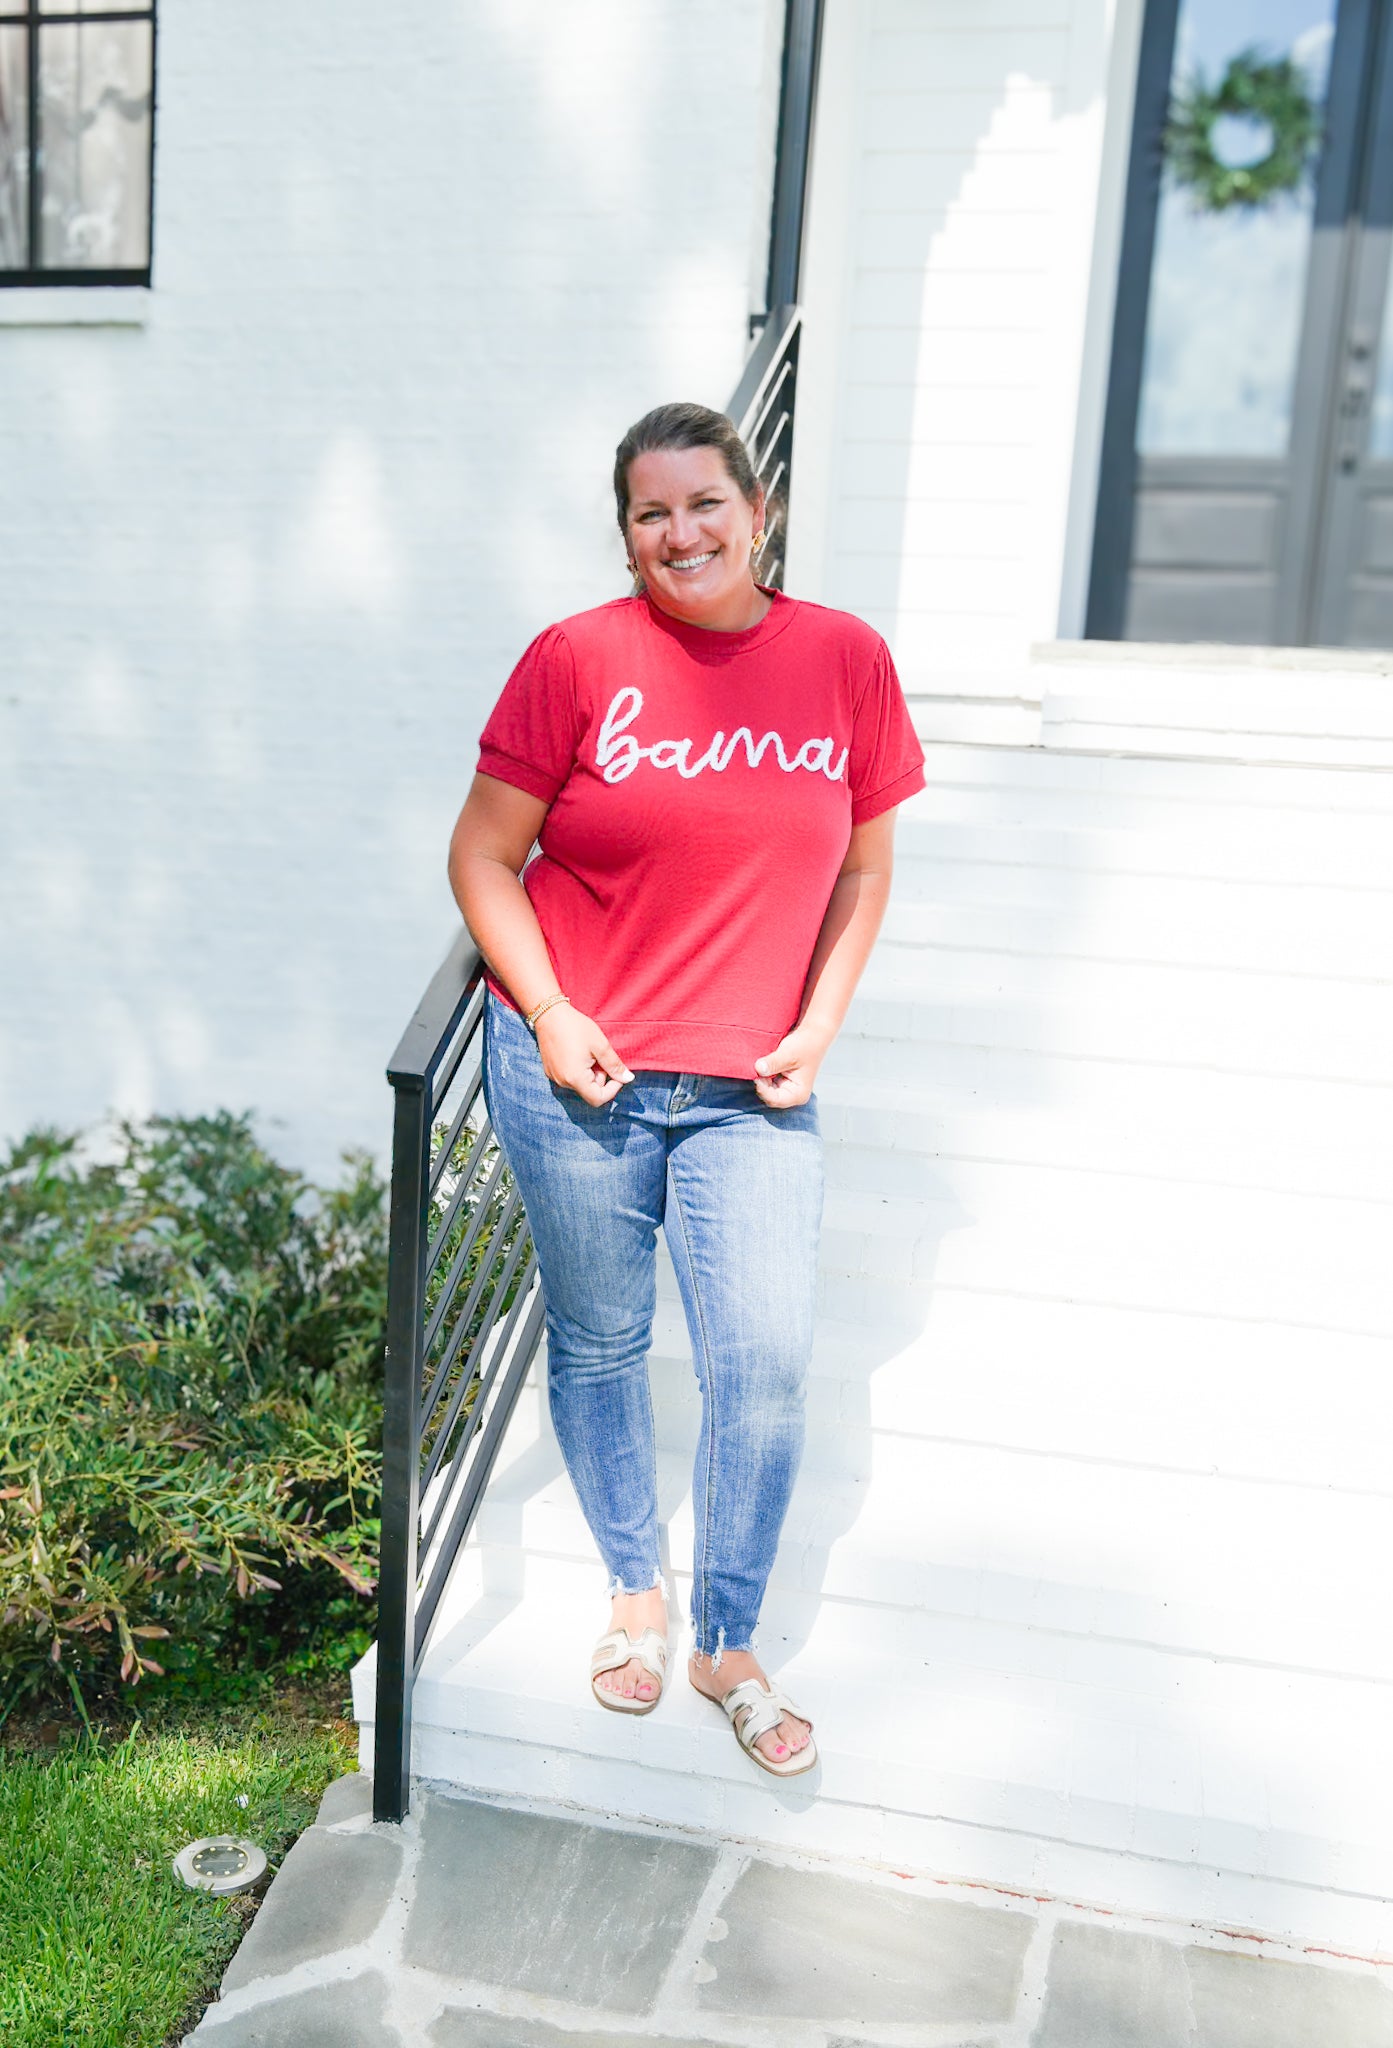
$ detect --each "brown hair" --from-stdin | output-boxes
[612,402,760,542]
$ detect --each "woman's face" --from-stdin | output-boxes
[625,445,765,628]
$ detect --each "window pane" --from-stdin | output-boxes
[37,18,150,268]
[1365,250,1393,458]
[39,3,154,13]
[1136,1,1337,458]
[0,25,28,269]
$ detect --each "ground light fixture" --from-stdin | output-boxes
[172,1836,268,1896]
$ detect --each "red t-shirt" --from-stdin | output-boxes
[475,588,925,1076]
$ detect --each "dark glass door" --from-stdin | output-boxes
[1308,25,1393,643]
[1088,0,1393,646]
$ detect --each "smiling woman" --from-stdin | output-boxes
[445,399,925,1779]
[617,405,773,632]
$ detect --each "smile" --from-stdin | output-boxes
[664,551,718,572]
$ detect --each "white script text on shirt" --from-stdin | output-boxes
[595,687,849,786]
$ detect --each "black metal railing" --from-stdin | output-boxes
[731,302,801,592]
[372,933,546,1822]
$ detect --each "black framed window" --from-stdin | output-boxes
[0,0,155,286]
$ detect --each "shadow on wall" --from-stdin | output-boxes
[0,0,781,1181]
[800,0,1105,718]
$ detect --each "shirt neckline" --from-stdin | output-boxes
[639,585,797,658]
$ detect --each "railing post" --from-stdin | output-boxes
[372,1073,431,1823]
[765,0,826,312]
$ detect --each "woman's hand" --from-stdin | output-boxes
[753,1022,832,1110]
[535,1003,635,1106]
[755,817,896,1112]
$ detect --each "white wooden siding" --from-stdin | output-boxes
[792,0,1133,737]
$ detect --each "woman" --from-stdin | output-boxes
[448,402,924,1777]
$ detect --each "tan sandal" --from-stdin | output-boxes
[590,1626,668,1715]
[708,1676,817,1777]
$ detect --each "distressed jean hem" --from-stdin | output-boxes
[607,1568,667,1599]
[691,1624,758,1669]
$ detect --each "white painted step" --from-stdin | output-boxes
[914,740,1393,811]
[816,1074,1393,1205]
[824,1026,1393,1165]
[799,1156,1392,1333]
[852,950,1393,1082]
[824,1032,1393,1259]
[639,1287,1393,1495]
[893,809,1393,887]
[473,1388,1393,1681]
[876,890,1393,982]
[901,774,1393,839]
[890,840,1393,907]
[356,1545,1393,1954]
[913,741,1393,811]
[806,1293,1393,1494]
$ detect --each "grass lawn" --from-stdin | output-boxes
[0,1687,357,2048]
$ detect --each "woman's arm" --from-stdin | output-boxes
[448,773,634,1106]
[753,810,898,1110]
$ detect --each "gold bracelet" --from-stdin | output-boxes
[525,991,570,1033]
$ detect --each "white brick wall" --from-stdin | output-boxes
[791,0,1133,741]
[0,0,783,1176]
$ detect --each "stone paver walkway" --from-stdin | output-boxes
[183,1775,1393,2046]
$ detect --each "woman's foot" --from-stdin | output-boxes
[688,1649,812,1766]
[594,1586,669,1704]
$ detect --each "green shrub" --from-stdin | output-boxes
[0,1114,387,1712]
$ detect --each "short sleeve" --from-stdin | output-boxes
[476,625,583,805]
[848,637,926,825]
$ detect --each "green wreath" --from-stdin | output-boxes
[1166,47,1319,212]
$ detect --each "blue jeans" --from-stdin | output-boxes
[482,989,823,1659]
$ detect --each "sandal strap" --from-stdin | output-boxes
[718,1678,810,1749]
[590,1627,668,1683]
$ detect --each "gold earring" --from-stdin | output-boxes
[752,530,766,551]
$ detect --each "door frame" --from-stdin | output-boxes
[1084,0,1180,639]
[1085,0,1386,644]
[1306,0,1393,640]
